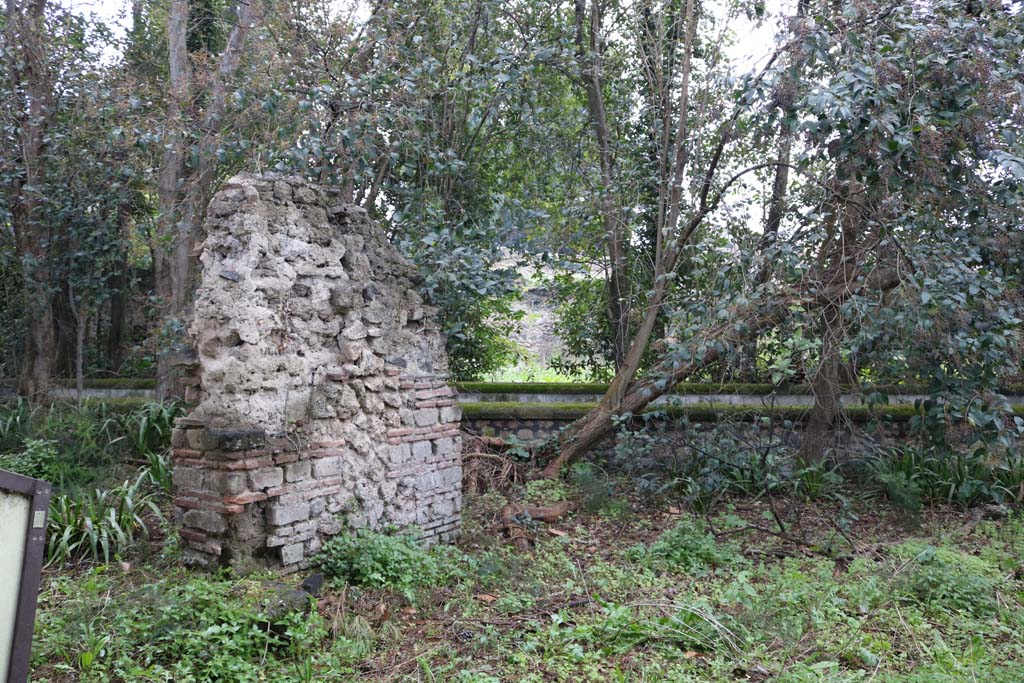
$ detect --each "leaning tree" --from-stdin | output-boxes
[541,0,1024,476]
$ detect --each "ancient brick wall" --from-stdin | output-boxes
[171,173,461,572]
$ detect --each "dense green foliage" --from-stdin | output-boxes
[5,0,1024,679]
[0,398,181,489]
[3,394,1019,681]
[626,522,741,575]
[601,413,1024,513]
[47,471,163,565]
[2,0,1022,411]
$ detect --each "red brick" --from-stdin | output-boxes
[305,485,342,500]
[223,491,268,505]
[414,387,452,400]
[310,439,347,448]
[307,447,346,459]
[222,456,274,471]
[265,484,295,498]
[302,475,344,491]
[179,529,211,543]
[174,458,207,469]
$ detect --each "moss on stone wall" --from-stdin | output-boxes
[455,381,1024,397]
[50,378,157,390]
[456,401,990,423]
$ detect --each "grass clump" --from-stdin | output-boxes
[0,399,182,565]
[869,445,1024,510]
[0,437,64,480]
[0,398,183,493]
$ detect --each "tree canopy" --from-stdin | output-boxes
[1,0,1022,467]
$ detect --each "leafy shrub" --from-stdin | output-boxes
[609,415,798,512]
[0,437,58,477]
[627,521,741,575]
[403,220,524,381]
[524,475,571,505]
[791,459,844,501]
[143,449,173,493]
[314,528,443,597]
[570,462,618,514]
[549,273,617,381]
[117,400,184,456]
[0,399,183,494]
[29,402,123,473]
[868,444,1024,509]
[523,600,740,662]
[445,300,524,381]
[47,471,162,564]
[0,397,39,449]
[0,437,98,490]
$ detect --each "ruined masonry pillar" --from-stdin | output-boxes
[170,173,461,572]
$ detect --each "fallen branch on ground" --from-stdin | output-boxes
[499,501,578,552]
[463,430,538,494]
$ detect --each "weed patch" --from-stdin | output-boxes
[314,528,459,600]
[627,521,743,575]
[890,541,999,617]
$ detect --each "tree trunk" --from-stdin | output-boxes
[5,0,54,400]
[107,204,131,371]
[69,282,86,399]
[574,0,632,371]
[17,287,54,400]
[154,0,192,399]
[154,0,260,399]
[542,268,903,477]
[797,304,843,463]
[797,175,863,462]
[53,281,76,378]
[735,2,808,382]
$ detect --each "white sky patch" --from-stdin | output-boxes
[60,0,370,35]
[64,0,788,67]
[727,0,798,72]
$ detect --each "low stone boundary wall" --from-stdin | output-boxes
[461,402,922,443]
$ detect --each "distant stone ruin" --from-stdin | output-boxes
[171,173,461,572]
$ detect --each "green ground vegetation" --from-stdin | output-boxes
[1,399,181,565]
[28,467,1024,682]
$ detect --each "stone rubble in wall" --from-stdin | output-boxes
[171,173,462,572]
